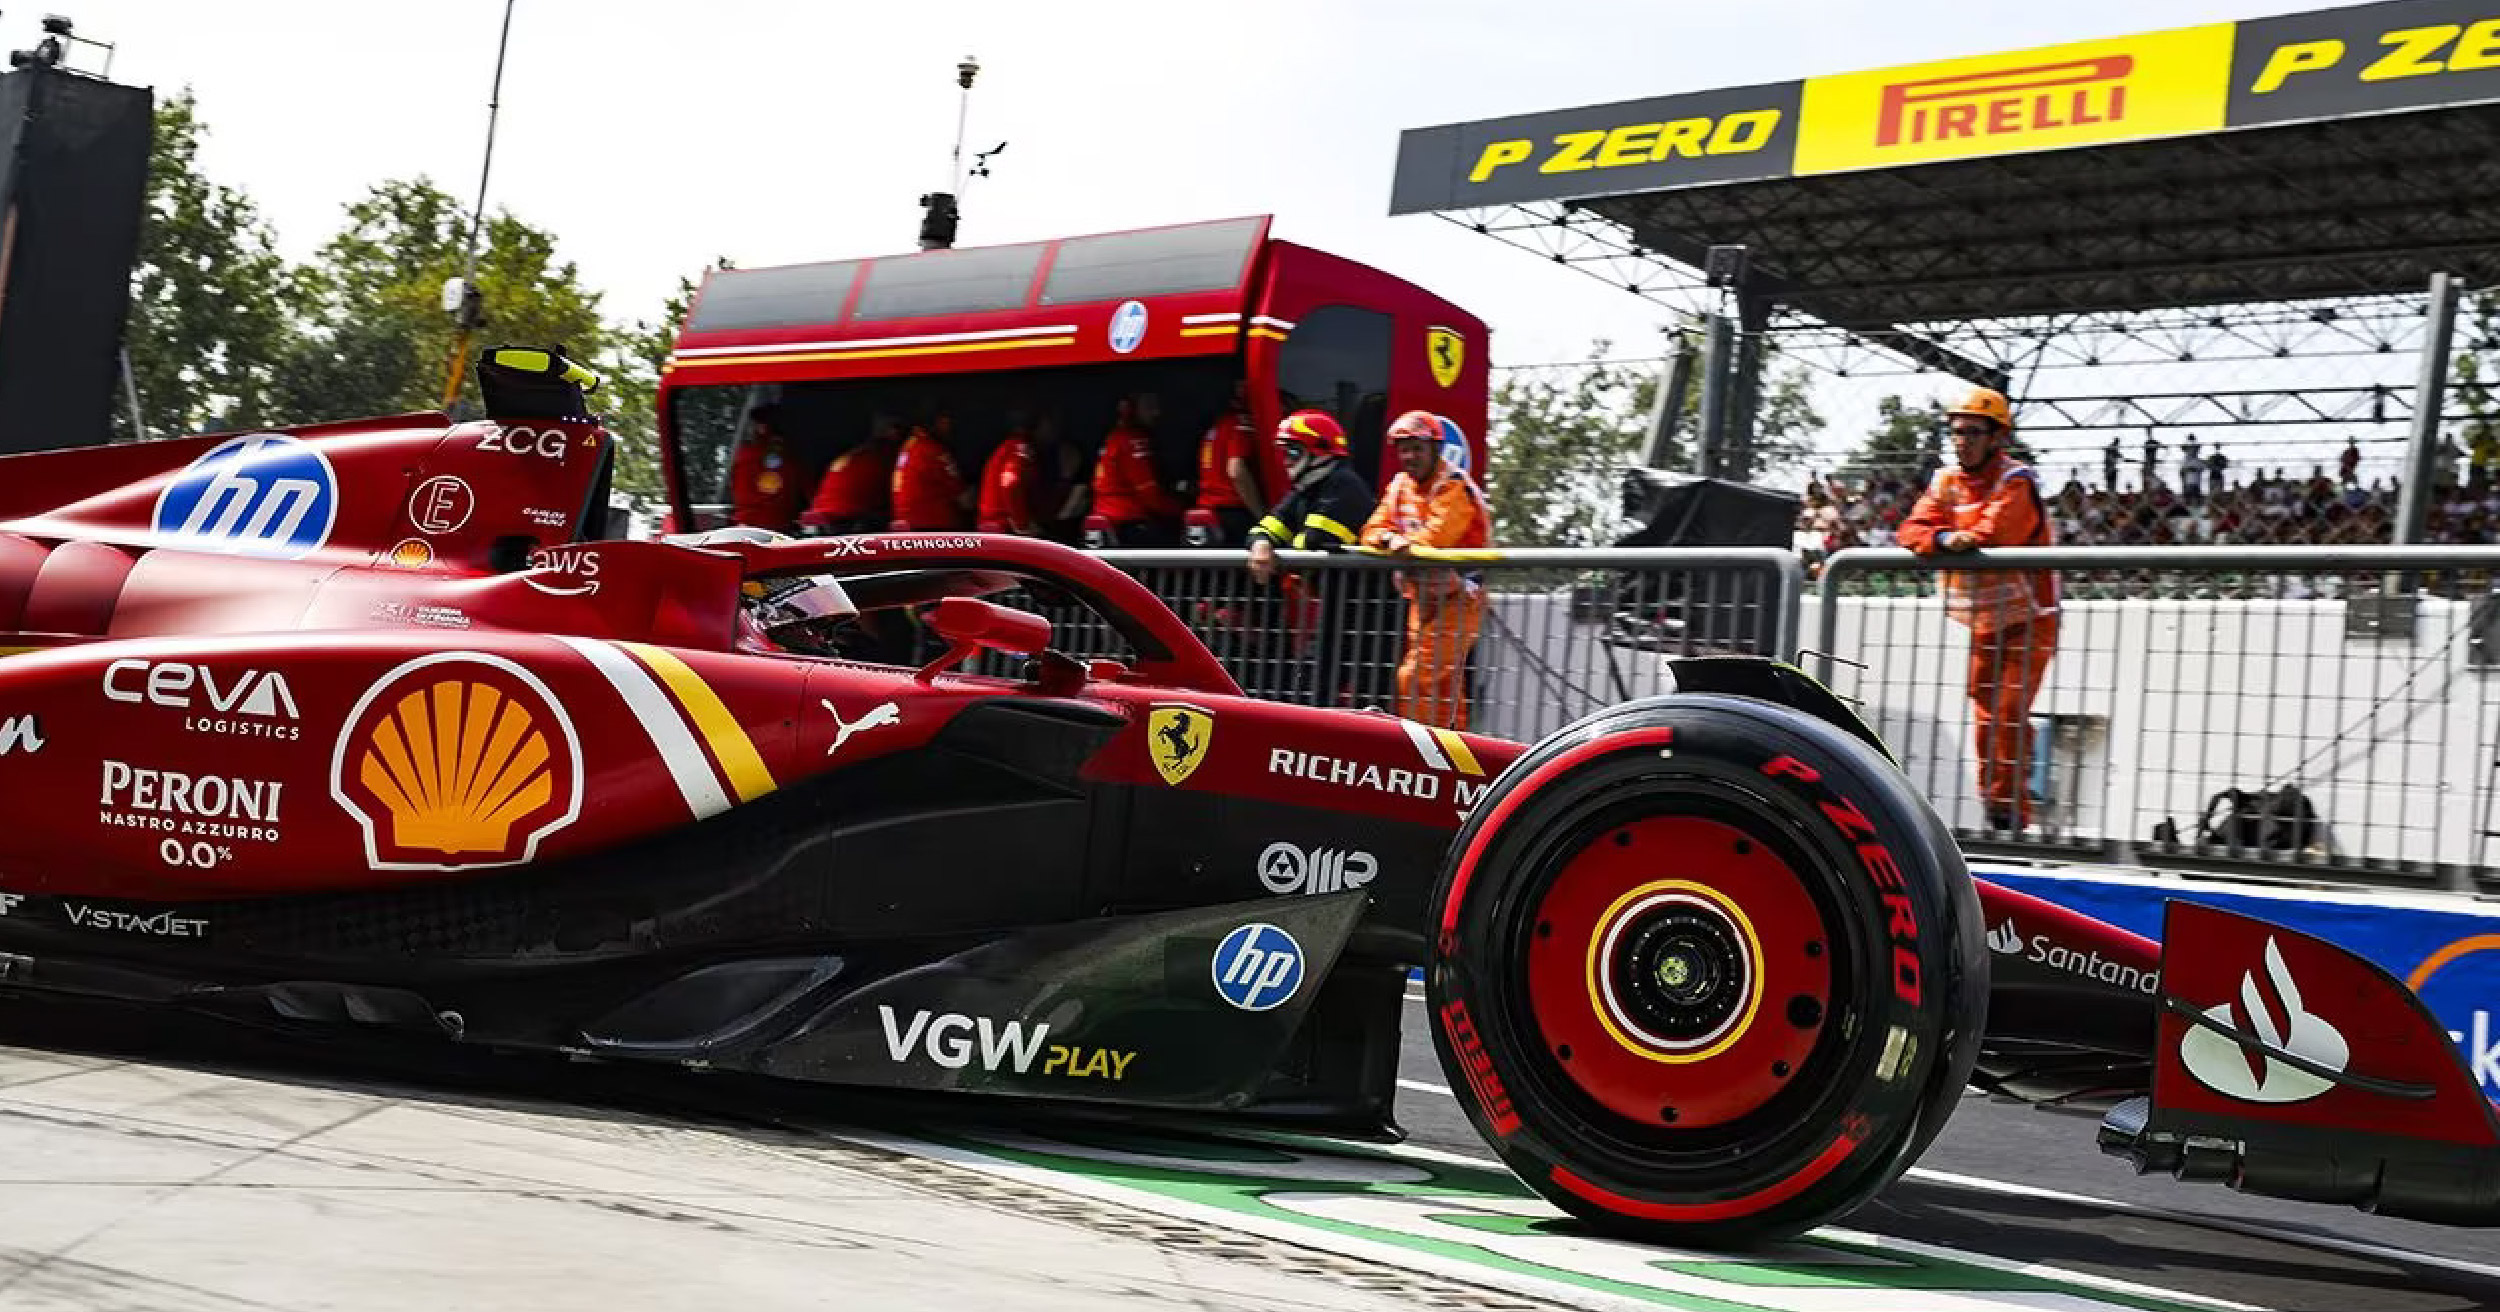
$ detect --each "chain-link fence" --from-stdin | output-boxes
[980,549,1798,744]
[1813,545,2500,893]
[898,541,2497,889]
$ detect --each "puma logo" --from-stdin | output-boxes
[824,699,902,755]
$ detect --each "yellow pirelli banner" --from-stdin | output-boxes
[1387,0,2500,214]
[1793,23,2237,175]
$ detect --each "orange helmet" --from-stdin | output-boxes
[1386,409,1442,443]
[1275,409,1348,459]
[1946,387,2014,430]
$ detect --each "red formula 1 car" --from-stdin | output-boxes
[0,350,2490,1245]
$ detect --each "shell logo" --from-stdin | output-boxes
[331,653,584,871]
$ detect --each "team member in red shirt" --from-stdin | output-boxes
[1190,383,1265,546]
[728,403,799,531]
[799,417,900,536]
[1092,392,1185,546]
[892,414,969,530]
[1897,387,2060,834]
[977,425,1038,535]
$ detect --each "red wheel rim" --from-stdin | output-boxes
[1524,814,1833,1130]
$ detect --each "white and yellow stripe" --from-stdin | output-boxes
[553,636,779,818]
[1247,314,1296,343]
[666,324,1079,373]
[1402,719,1485,777]
[1180,311,1242,340]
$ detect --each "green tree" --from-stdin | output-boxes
[119,92,297,440]
[596,265,729,509]
[1739,353,1826,479]
[271,179,611,424]
[2451,290,2500,464]
[1832,394,1943,486]
[1485,340,1824,546]
[1484,343,1657,547]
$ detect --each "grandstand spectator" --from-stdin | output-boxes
[2102,436,2122,492]
[2205,443,2228,490]
[2140,431,2162,492]
[1363,410,1493,731]
[1897,388,2058,835]
[2437,433,2464,493]
[2340,437,2362,488]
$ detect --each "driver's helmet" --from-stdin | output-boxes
[665,525,790,550]
[745,573,857,634]
[665,525,859,648]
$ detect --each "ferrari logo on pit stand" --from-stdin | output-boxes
[1427,327,1465,389]
[1150,704,1213,786]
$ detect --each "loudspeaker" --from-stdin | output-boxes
[0,66,151,454]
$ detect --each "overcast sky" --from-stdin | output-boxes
[59,0,2390,477]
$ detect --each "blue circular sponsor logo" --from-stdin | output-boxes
[1109,300,1149,355]
[1212,922,1305,1012]
[152,434,339,560]
[1436,416,1470,476]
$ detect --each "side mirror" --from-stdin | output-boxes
[917,597,1053,683]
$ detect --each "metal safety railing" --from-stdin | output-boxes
[892,536,2500,891]
[992,548,1801,745]
[1812,545,2500,892]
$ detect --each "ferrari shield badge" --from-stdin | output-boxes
[1149,704,1213,786]
[1426,326,1465,389]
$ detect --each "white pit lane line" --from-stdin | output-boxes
[845,1121,2260,1312]
[1392,1058,2500,1287]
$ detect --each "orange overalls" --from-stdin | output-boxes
[1092,423,1183,533]
[978,431,1037,534]
[892,427,967,530]
[1361,466,1492,730]
[729,433,798,531]
[1897,455,2060,828]
[802,440,894,534]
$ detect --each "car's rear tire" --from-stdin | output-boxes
[1425,693,1985,1246]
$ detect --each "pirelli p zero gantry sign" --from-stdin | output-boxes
[1389,0,2500,213]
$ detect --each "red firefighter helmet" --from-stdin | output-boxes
[1275,409,1348,459]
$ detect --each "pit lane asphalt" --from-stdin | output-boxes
[1392,990,2500,1312]
[4,996,2494,1312]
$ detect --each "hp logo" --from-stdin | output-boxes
[1212,922,1305,1012]
[1108,300,1149,354]
[152,435,338,559]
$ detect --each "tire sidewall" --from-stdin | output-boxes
[1427,693,1986,1243]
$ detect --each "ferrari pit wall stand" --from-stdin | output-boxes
[0,346,2490,1246]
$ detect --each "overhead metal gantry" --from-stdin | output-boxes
[1391,0,2500,487]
